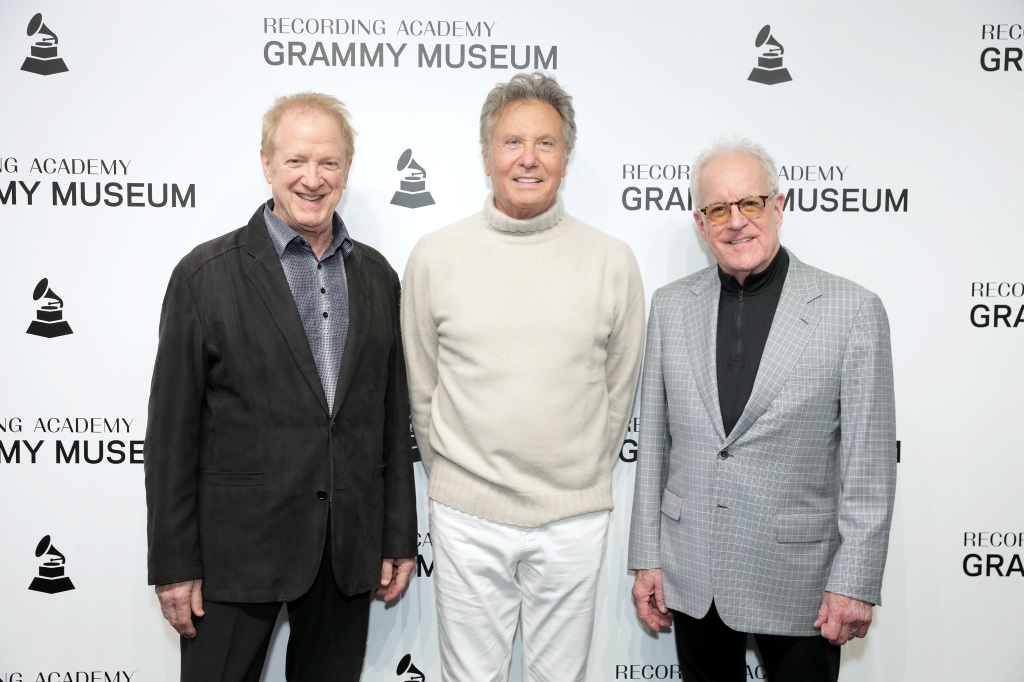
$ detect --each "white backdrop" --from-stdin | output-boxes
[3,1,1023,680]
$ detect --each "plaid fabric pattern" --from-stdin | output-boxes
[628,253,896,636]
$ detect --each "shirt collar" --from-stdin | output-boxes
[263,200,353,260]
[718,246,789,295]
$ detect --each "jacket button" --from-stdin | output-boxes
[316,490,328,500]
[718,450,730,460]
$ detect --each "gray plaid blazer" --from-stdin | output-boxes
[627,251,896,636]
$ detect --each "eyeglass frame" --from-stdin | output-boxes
[698,193,778,224]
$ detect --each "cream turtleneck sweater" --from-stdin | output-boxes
[402,194,644,527]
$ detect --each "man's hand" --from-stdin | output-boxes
[813,591,873,645]
[155,579,204,638]
[377,557,416,602]
[632,568,672,631]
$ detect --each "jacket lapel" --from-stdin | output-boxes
[243,208,331,415]
[685,267,727,440]
[725,253,821,444]
[331,247,369,420]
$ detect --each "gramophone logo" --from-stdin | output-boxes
[390,149,435,208]
[396,654,425,681]
[26,278,74,338]
[747,24,792,85]
[28,535,76,594]
[21,13,69,76]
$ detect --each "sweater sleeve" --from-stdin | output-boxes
[401,240,440,473]
[604,244,645,465]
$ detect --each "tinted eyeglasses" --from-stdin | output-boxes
[699,194,775,225]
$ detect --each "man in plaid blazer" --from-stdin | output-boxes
[627,138,897,682]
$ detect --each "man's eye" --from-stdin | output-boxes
[707,204,728,217]
[504,139,521,148]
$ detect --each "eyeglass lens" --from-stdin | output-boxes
[704,196,767,224]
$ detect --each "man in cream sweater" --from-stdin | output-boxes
[402,72,645,682]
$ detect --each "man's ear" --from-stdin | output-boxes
[260,149,273,184]
[694,211,709,242]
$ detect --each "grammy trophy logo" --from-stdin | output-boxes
[28,535,76,594]
[747,24,792,85]
[21,13,69,76]
[390,149,435,208]
[396,654,426,681]
[26,278,74,338]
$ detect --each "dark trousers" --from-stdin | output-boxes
[180,543,372,682]
[672,601,840,682]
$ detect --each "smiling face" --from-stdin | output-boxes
[483,99,567,220]
[694,152,784,285]
[260,106,351,241]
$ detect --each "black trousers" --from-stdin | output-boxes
[180,542,372,682]
[672,602,840,682]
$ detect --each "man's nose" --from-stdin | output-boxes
[518,142,539,168]
[726,202,748,228]
[302,162,321,186]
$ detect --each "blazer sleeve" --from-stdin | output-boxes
[381,266,418,560]
[628,291,671,569]
[144,262,206,586]
[825,292,897,604]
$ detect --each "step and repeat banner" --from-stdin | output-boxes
[2,0,1022,680]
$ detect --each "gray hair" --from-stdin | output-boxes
[479,71,577,159]
[690,137,779,209]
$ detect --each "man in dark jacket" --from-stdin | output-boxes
[145,92,417,681]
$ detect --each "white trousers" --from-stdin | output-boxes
[428,499,610,682]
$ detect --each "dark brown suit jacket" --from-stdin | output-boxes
[145,206,416,601]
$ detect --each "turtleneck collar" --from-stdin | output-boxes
[718,246,789,296]
[483,192,564,235]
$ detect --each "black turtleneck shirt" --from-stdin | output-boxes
[717,247,790,436]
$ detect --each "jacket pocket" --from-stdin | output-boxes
[660,488,682,521]
[775,512,837,543]
[199,470,266,486]
[787,364,837,382]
